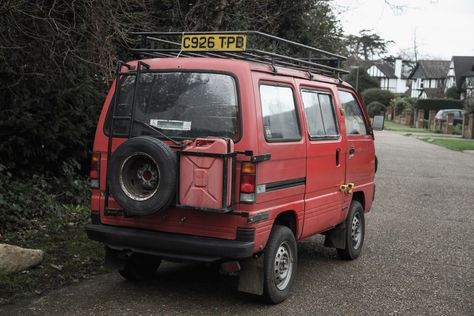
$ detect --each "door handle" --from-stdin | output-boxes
[349,146,355,155]
[336,148,340,166]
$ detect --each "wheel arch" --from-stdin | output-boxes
[273,210,298,238]
[352,191,365,211]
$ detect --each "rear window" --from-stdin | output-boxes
[105,72,240,140]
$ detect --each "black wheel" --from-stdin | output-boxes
[263,225,297,304]
[108,136,177,216]
[337,200,365,260]
[118,254,162,282]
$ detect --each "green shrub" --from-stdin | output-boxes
[392,97,410,115]
[445,86,460,99]
[453,124,463,135]
[464,97,474,114]
[362,88,395,107]
[415,98,463,113]
[345,67,380,93]
[0,162,89,232]
[367,101,386,118]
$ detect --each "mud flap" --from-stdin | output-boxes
[324,222,347,249]
[238,254,264,295]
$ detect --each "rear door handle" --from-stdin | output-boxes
[336,148,340,166]
[349,146,355,155]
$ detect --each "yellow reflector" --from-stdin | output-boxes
[241,162,256,174]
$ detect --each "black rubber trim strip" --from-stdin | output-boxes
[264,177,306,192]
[85,224,254,262]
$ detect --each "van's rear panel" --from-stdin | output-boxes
[90,58,258,241]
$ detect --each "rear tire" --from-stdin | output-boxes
[263,225,297,304]
[118,254,162,282]
[337,200,365,260]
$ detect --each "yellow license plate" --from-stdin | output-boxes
[181,34,247,52]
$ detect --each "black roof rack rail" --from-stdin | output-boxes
[128,31,348,77]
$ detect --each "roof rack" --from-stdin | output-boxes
[128,31,348,77]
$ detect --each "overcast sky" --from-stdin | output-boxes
[332,0,474,60]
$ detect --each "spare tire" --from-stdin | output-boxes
[108,136,177,216]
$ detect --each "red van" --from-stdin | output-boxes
[85,31,376,304]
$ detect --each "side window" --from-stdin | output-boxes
[260,85,301,141]
[301,90,338,138]
[338,90,367,135]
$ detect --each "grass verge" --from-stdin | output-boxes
[384,121,432,134]
[0,206,107,305]
[416,136,474,151]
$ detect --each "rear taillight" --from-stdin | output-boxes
[90,152,100,189]
[240,162,256,203]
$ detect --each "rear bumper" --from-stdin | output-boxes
[85,223,254,262]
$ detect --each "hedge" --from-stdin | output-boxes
[415,98,463,112]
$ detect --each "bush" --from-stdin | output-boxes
[392,97,410,115]
[367,101,386,118]
[464,97,474,114]
[361,88,395,107]
[345,68,380,93]
[445,86,461,99]
[414,98,463,113]
[0,162,89,232]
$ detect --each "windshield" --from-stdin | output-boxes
[106,72,240,140]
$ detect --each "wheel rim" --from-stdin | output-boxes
[274,241,293,291]
[119,153,160,201]
[351,213,363,250]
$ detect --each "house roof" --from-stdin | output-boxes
[423,88,445,98]
[371,62,397,79]
[409,60,450,79]
[451,56,474,90]
[367,60,408,79]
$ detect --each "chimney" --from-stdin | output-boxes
[395,59,402,79]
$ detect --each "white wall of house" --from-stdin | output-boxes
[465,76,474,98]
[445,60,456,91]
[410,78,444,98]
[366,61,407,94]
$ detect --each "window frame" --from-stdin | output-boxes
[300,88,340,141]
[259,82,302,143]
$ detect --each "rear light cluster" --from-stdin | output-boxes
[90,152,100,189]
[240,162,256,203]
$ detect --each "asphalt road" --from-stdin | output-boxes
[2,131,474,315]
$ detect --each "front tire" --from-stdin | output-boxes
[337,200,365,260]
[263,225,297,304]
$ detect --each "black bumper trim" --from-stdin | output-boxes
[85,224,254,262]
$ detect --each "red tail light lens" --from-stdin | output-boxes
[240,162,256,203]
[240,175,256,193]
[90,152,100,188]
